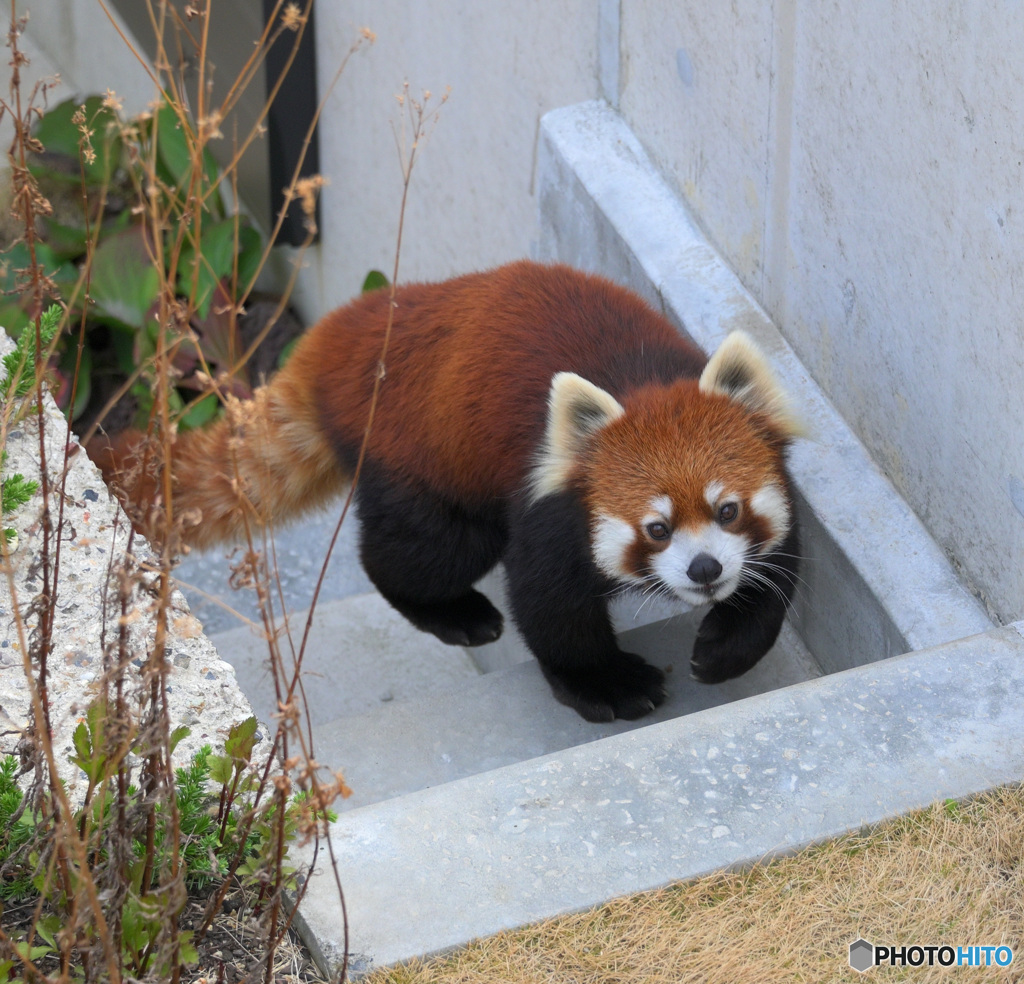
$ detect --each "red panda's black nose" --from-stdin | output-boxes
[687,553,723,585]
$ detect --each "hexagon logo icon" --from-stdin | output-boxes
[849,938,875,973]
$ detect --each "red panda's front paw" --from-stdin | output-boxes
[542,652,666,723]
[690,605,781,684]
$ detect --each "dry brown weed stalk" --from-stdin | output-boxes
[0,2,410,982]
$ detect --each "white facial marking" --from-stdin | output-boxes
[649,495,673,521]
[650,524,750,606]
[750,483,790,550]
[592,513,643,583]
[704,481,725,509]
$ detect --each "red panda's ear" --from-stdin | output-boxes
[699,331,806,440]
[529,372,625,500]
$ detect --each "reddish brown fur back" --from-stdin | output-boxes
[93,262,708,547]
[291,261,706,501]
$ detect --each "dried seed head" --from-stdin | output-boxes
[281,3,304,30]
[102,88,124,114]
[294,174,326,216]
[198,110,223,141]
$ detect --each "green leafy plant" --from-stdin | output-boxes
[0,710,336,981]
[2,96,294,435]
[0,454,37,545]
[0,305,57,544]
[0,756,41,902]
[1,303,61,403]
[0,6,387,980]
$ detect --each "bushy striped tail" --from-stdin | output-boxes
[88,367,347,551]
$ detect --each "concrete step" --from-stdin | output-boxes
[207,591,482,730]
[207,580,820,975]
[175,507,373,637]
[278,595,821,978]
[313,610,819,814]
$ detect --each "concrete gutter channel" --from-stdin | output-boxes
[290,102,1021,978]
[2,99,1021,979]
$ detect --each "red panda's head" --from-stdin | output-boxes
[531,331,804,607]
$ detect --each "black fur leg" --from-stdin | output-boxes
[540,651,667,723]
[691,522,801,684]
[384,589,503,647]
[505,491,666,723]
[355,463,507,647]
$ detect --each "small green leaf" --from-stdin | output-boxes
[169,725,191,755]
[207,753,233,787]
[152,103,192,189]
[362,269,390,293]
[35,914,61,949]
[15,942,53,961]
[90,225,160,329]
[178,219,257,318]
[224,715,258,764]
[151,103,224,216]
[121,898,154,955]
[236,223,264,295]
[179,392,220,431]
[177,934,199,966]
[72,720,92,764]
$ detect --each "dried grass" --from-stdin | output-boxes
[367,784,1024,983]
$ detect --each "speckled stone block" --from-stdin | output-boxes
[0,331,256,799]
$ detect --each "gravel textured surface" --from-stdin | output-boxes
[0,332,257,799]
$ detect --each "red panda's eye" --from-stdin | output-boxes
[718,502,739,524]
[646,521,671,541]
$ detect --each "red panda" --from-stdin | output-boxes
[92,261,803,723]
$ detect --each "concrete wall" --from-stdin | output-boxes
[313,1,1024,624]
[19,2,153,113]
[15,0,1024,623]
[311,2,600,304]
[612,2,1024,623]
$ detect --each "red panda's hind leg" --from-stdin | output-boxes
[354,465,507,647]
